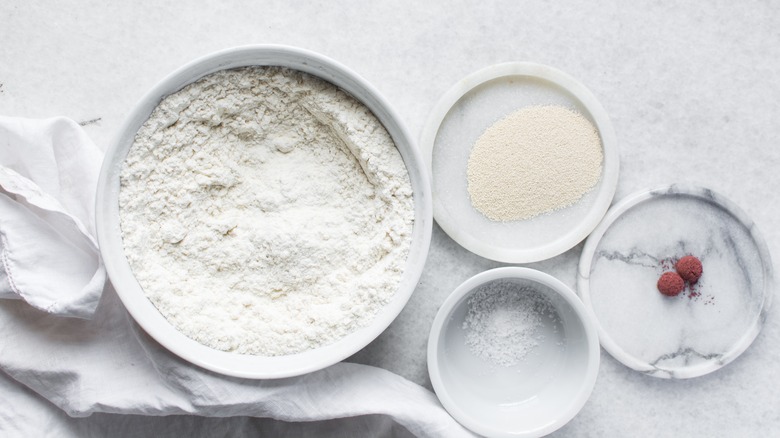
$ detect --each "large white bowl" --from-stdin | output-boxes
[96,45,432,379]
[427,267,600,438]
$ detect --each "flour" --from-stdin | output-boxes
[462,281,557,367]
[467,105,603,222]
[119,67,414,356]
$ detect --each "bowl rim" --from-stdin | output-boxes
[95,44,433,379]
[427,267,600,438]
[419,62,620,263]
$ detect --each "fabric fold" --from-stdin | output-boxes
[0,116,105,318]
[0,286,472,437]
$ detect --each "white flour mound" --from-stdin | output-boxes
[119,67,414,356]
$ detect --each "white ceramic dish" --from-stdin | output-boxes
[578,184,773,378]
[95,45,433,379]
[420,62,619,263]
[427,267,600,438]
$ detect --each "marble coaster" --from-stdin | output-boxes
[577,184,773,378]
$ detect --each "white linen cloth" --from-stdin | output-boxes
[0,116,472,437]
[0,116,105,318]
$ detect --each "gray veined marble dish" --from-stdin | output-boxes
[577,184,773,378]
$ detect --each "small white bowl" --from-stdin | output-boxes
[427,267,600,438]
[420,62,619,263]
[96,45,433,379]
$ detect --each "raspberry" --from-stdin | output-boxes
[657,272,685,296]
[676,256,703,283]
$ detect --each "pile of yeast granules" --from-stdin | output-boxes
[467,105,603,221]
[119,67,414,356]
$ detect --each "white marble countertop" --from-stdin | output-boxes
[3,1,780,436]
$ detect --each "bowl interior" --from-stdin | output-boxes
[429,268,598,437]
[96,45,432,379]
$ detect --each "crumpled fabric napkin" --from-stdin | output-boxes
[0,116,105,318]
[0,116,472,437]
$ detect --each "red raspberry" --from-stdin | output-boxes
[657,272,685,296]
[676,256,703,283]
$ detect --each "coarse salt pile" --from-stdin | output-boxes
[462,280,558,367]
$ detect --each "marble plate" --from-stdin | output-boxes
[577,184,773,378]
[419,62,619,263]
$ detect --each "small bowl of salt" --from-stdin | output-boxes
[427,267,599,438]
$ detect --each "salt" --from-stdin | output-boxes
[462,280,557,367]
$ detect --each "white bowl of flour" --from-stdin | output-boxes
[96,45,432,379]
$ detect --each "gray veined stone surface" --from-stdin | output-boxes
[578,184,772,379]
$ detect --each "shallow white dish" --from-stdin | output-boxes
[95,45,433,379]
[420,62,619,263]
[578,184,773,378]
[427,267,600,438]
